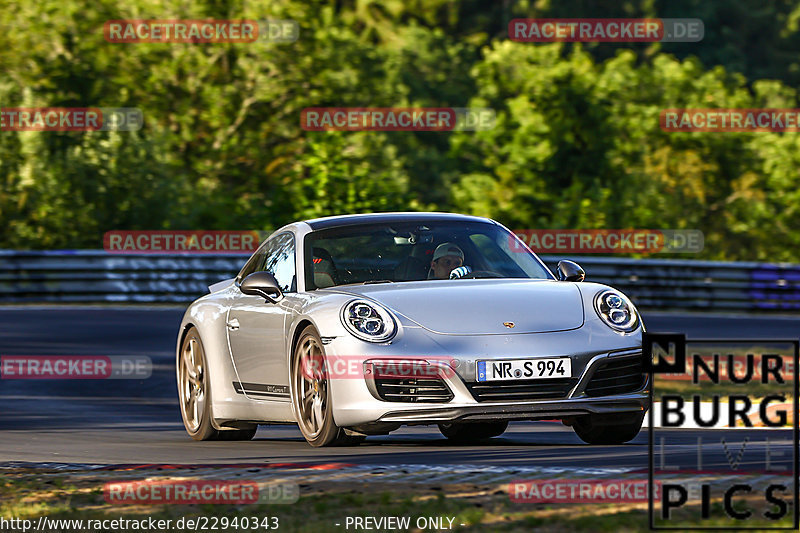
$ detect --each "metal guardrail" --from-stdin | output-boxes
[0,251,244,304]
[540,255,800,311]
[1,250,799,311]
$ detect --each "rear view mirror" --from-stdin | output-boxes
[240,271,283,302]
[556,260,585,282]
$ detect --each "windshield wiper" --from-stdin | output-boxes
[362,279,394,284]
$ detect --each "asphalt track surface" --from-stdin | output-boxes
[0,307,797,471]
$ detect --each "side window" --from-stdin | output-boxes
[260,233,296,293]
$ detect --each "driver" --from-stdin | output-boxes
[429,242,465,279]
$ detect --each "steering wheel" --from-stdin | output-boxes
[452,268,503,279]
[462,270,503,279]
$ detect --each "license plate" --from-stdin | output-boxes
[476,358,572,382]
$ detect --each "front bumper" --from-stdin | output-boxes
[326,321,649,427]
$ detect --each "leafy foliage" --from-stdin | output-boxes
[1,0,798,260]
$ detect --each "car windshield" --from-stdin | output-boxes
[304,221,554,289]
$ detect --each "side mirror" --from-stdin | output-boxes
[240,271,283,302]
[556,260,585,282]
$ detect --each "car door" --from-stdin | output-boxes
[226,232,296,402]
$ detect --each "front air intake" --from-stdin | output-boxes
[366,361,454,403]
[466,378,576,402]
[584,355,646,397]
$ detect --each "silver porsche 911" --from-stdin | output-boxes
[176,212,649,447]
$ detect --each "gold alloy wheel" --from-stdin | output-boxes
[293,334,329,439]
[179,336,205,432]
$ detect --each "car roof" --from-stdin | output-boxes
[303,212,495,230]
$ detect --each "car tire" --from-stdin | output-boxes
[572,412,645,445]
[178,327,256,442]
[291,325,356,447]
[438,421,509,442]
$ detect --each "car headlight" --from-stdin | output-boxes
[340,299,397,343]
[594,290,639,332]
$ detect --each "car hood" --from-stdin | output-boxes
[329,279,584,335]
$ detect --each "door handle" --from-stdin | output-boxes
[226,318,240,331]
